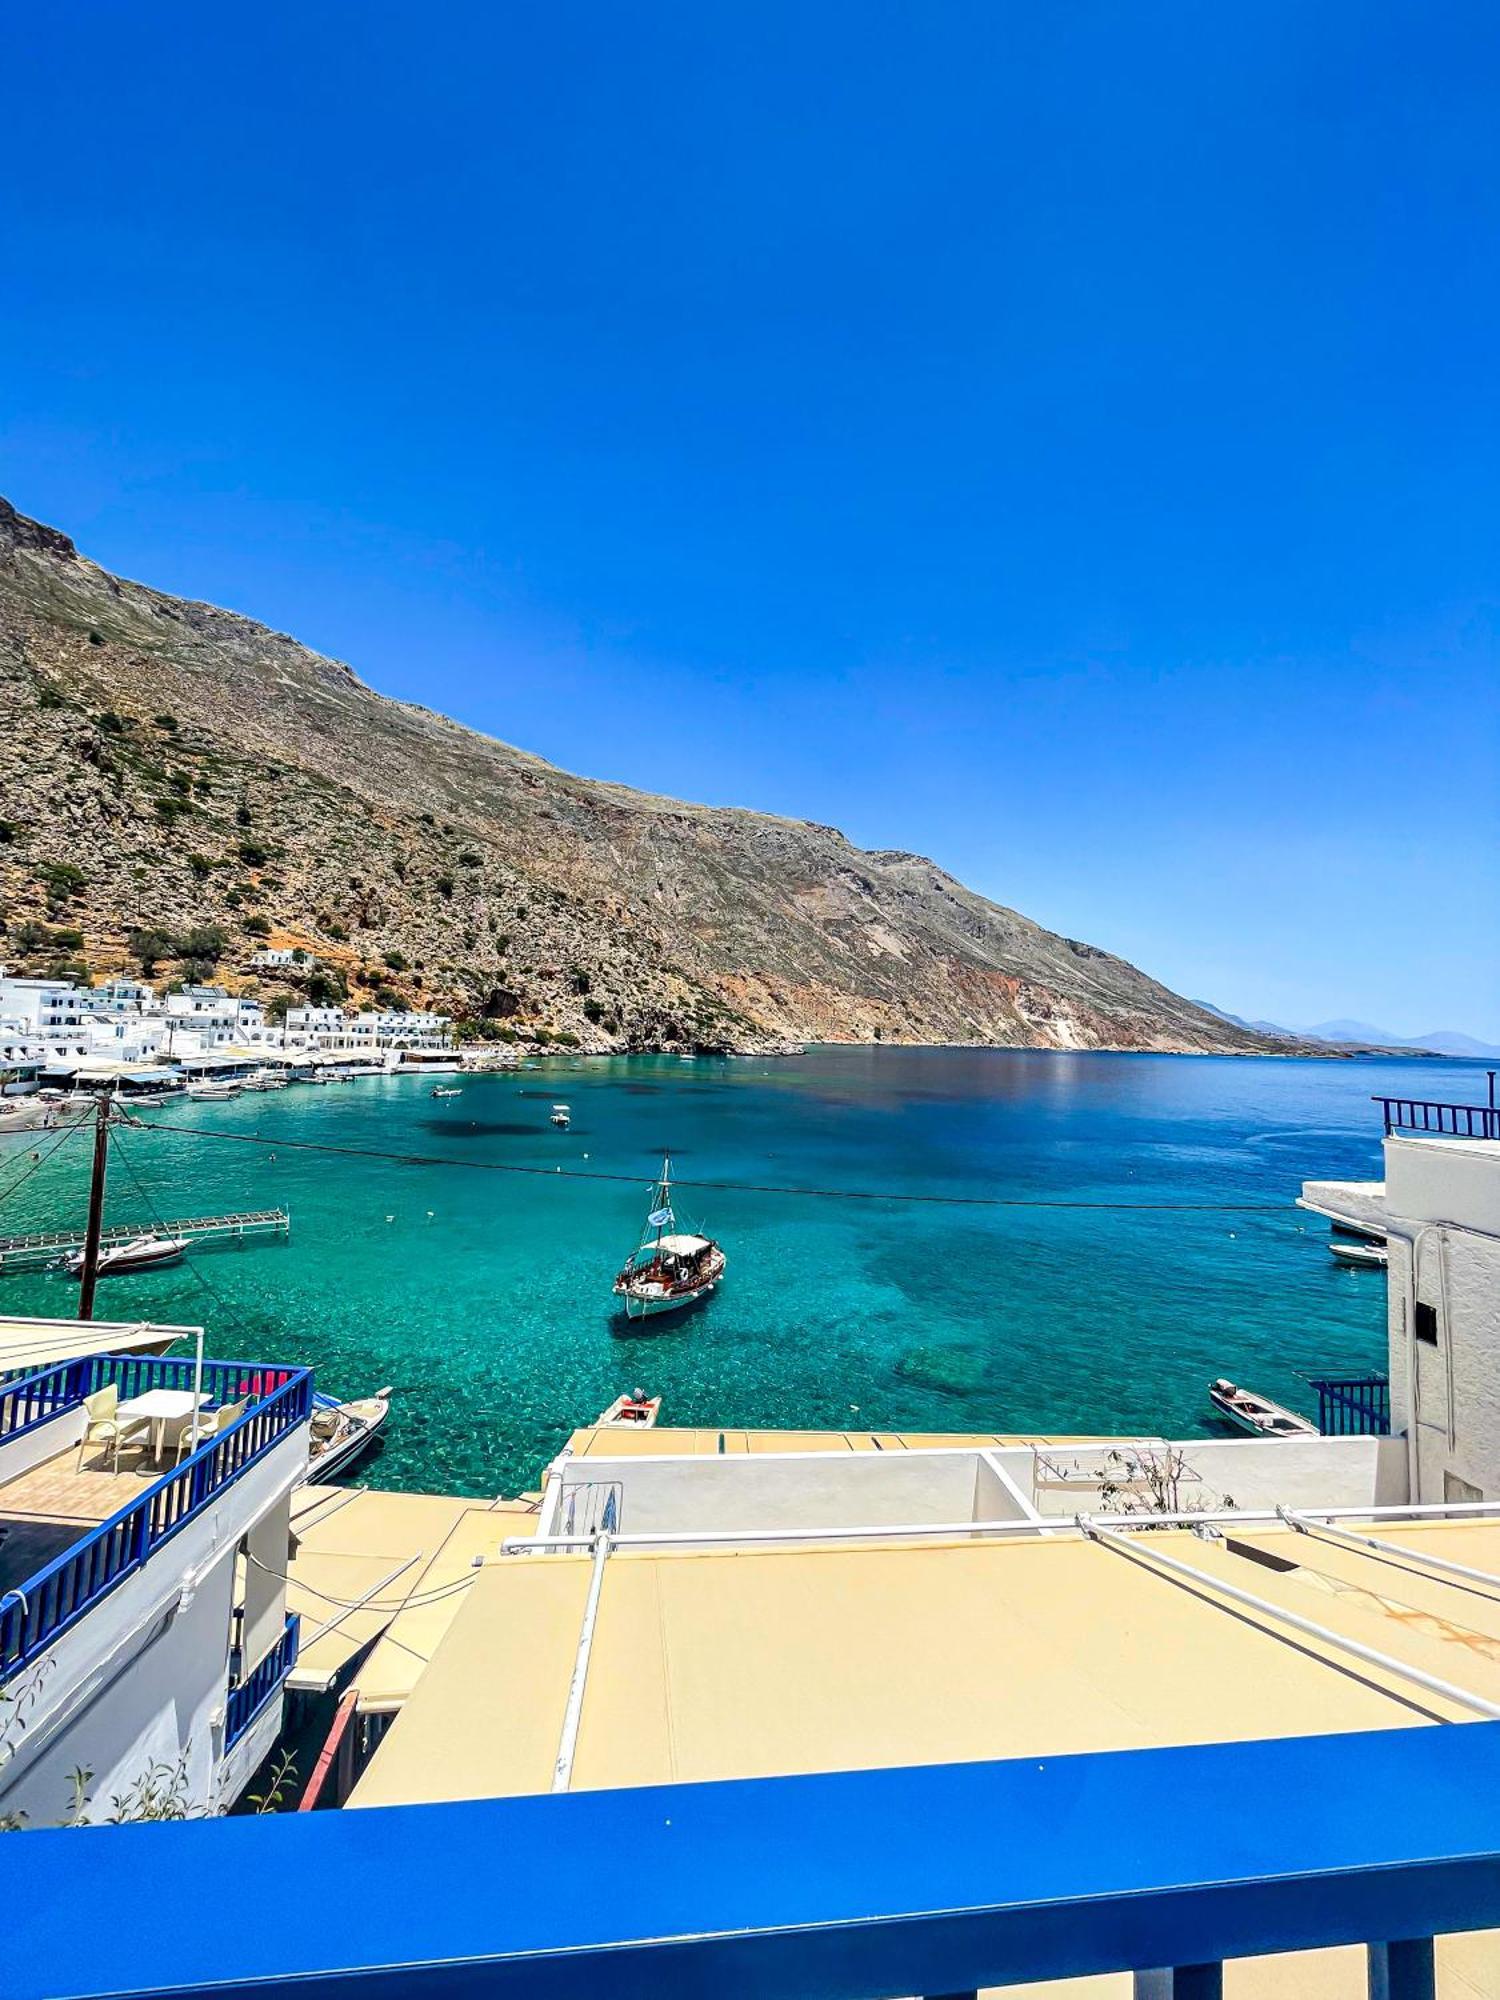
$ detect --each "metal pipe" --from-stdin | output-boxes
[1278,1509,1500,1593]
[1080,1518,1500,1720]
[552,1532,612,1793]
[499,1496,1500,1557]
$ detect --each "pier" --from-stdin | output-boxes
[0,1208,290,1274]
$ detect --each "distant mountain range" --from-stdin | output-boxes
[1195,1004,1500,1061]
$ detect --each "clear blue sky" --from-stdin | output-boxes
[4,4,1497,1038]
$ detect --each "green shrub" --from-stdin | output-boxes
[237,840,269,867]
[457,850,481,868]
[167,771,192,797]
[186,854,213,881]
[154,713,179,732]
[126,926,175,975]
[570,969,591,995]
[37,861,86,902]
[37,683,64,709]
[382,949,409,971]
[235,804,253,827]
[243,914,271,937]
[176,924,227,960]
[582,997,605,1024]
[435,875,455,899]
[88,630,105,647]
[154,798,187,827]
[97,711,126,734]
[373,984,408,1011]
[50,927,85,950]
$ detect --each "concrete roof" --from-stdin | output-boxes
[563,1426,1138,1458]
[349,1517,1500,1812]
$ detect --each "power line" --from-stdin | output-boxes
[0,1118,83,1212]
[124,1116,1290,1212]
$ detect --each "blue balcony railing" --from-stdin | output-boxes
[0,1359,312,1680]
[6,1723,1500,1998]
[226,1613,301,1749]
[0,1358,93,1442]
[1374,1093,1500,1139]
[1308,1372,1391,1436]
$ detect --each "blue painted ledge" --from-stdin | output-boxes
[10,1723,1500,1999]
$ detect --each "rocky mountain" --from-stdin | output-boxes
[0,497,1289,1056]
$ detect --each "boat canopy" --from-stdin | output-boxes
[648,1234,712,1256]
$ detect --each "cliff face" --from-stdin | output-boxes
[0,497,1279,1055]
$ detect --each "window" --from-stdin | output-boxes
[1415,1300,1439,1346]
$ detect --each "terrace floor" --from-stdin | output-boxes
[0,1441,164,1597]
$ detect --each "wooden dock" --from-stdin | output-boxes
[0,1208,290,1274]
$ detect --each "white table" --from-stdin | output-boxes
[115,1389,207,1464]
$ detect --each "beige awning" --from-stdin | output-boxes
[0,1315,201,1374]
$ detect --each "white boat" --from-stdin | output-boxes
[185,1079,240,1100]
[550,1103,571,1128]
[612,1157,725,1321]
[1330,1238,1387,1269]
[127,1093,167,1108]
[66,1232,189,1278]
[1207,1377,1317,1439]
[432,1085,464,1099]
[242,1072,287,1092]
[595,1389,662,1428]
[306,1387,393,1481]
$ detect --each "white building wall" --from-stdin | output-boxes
[0,1425,304,1825]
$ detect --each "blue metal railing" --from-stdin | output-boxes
[1374,1093,1500,1139]
[0,1358,92,1441]
[0,1362,312,1680]
[1308,1372,1391,1437]
[226,1613,301,1749]
[5,1723,1500,1998]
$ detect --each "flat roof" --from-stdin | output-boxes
[349,1517,1500,1813]
[563,1426,1139,1458]
[285,1484,540,1705]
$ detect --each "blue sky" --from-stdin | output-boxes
[4,4,1497,1037]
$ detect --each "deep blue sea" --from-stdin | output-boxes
[1,1048,1479,1497]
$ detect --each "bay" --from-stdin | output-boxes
[1,1048,1474,1497]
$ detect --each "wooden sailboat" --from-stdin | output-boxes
[612,1156,725,1321]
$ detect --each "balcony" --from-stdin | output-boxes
[7,1723,1500,1996]
[1374,1092,1500,1140]
[0,1352,312,1679]
[226,1611,301,1750]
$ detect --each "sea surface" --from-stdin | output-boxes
[1,1048,1482,1497]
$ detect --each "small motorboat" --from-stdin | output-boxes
[432,1085,464,1099]
[613,1157,725,1320]
[306,1387,393,1482]
[1208,1377,1317,1439]
[1330,1238,1388,1269]
[550,1103,572,1129]
[596,1389,662,1428]
[185,1080,240,1100]
[66,1232,189,1278]
[128,1093,167,1108]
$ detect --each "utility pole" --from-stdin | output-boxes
[76,1092,112,1323]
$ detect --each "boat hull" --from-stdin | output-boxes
[617,1278,720,1320]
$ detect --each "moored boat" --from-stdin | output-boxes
[1330,1237,1388,1269]
[550,1103,571,1128]
[66,1232,190,1278]
[432,1085,463,1099]
[612,1157,725,1320]
[185,1079,241,1100]
[306,1387,393,1481]
[1207,1376,1317,1439]
[596,1389,662,1428]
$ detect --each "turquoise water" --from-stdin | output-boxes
[0,1049,1481,1496]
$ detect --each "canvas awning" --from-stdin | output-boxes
[0,1315,202,1375]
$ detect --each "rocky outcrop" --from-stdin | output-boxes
[0,497,1286,1055]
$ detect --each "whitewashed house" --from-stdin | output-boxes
[0,1317,310,1824]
